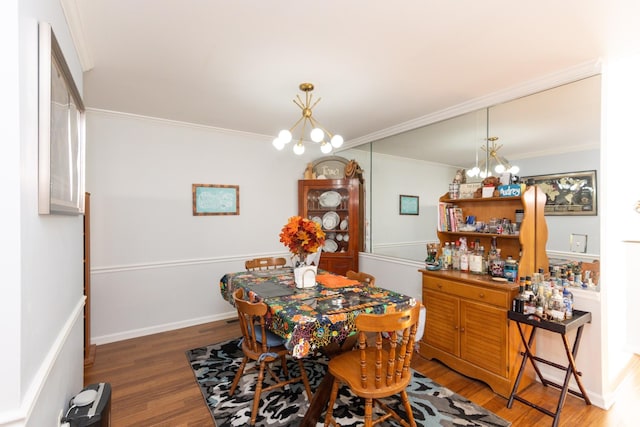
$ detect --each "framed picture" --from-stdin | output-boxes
[522,170,597,216]
[399,195,419,215]
[38,22,86,215]
[192,184,240,216]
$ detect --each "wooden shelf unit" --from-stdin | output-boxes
[298,179,364,275]
[420,185,548,397]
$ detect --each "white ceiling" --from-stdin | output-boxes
[65,0,640,163]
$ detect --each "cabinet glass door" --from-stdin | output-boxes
[306,187,351,254]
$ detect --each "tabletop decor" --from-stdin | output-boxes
[279,216,325,287]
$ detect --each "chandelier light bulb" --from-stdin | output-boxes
[320,142,333,154]
[509,165,520,174]
[495,164,506,174]
[272,137,285,150]
[278,129,292,144]
[330,134,344,148]
[293,142,305,155]
[310,128,324,143]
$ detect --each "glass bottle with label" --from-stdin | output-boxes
[469,243,483,274]
[513,284,526,313]
[504,257,518,282]
[459,237,469,272]
[550,288,566,321]
[562,285,574,319]
[452,240,461,271]
[523,282,536,314]
[489,248,505,277]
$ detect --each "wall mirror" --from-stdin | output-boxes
[343,74,601,262]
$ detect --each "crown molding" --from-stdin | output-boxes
[342,59,602,149]
[61,0,94,71]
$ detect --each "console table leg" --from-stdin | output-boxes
[508,324,538,408]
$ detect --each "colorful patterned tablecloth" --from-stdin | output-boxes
[220,268,415,358]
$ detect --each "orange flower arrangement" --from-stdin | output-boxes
[279,216,326,264]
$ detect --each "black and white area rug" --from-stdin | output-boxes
[186,339,511,427]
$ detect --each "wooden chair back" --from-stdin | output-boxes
[230,288,313,425]
[232,288,270,358]
[245,257,286,271]
[325,304,422,426]
[355,304,421,390]
[345,270,376,286]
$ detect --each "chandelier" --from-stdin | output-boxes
[272,83,344,155]
[467,137,520,178]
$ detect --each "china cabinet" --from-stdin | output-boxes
[420,185,548,397]
[298,179,363,275]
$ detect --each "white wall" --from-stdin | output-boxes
[0,0,22,418]
[0,0,86,426]
[85,111,318,343]
[601,53,640,391]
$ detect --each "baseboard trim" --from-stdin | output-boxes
[92,311,237,345]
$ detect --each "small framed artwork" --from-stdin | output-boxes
[522,170,597,216]
[38,22,86,215]
[399,195,419,215]
[192,184,239,216]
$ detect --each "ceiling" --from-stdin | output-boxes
[66,0,640,163]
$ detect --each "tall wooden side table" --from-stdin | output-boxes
[507,309,592,427]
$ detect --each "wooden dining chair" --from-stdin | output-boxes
[230,288,313,426]
[324,304,422,427]
[345,270,376,286]
[245,257,287,271]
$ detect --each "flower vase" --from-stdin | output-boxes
[294,265,317,288]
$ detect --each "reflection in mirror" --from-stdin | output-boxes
[365,110,487,261]
[488,76,601,163]
[357,74,601,263]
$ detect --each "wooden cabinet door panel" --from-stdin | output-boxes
[319,257,353,276]
[460,300,507,377]
[424,290,460,356]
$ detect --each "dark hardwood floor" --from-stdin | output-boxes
[85,319,639,426]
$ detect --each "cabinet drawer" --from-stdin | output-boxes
[423,276,509,308]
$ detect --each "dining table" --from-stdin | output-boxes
[219,266,417,425]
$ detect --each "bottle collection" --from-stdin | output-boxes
[512,268,575,321]
[436,237,516,280]
[430,238,579,321]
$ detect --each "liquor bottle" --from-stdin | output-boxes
[504,257,518,282]
[479,246,487,274]
[452,240,461,271]
[513,284,526,313]
[562,285,574,319]
[442,242,452,270]
[469,242,483,274]
[459,237,469,272]
[523,282,536,314]
[487,236,499,273]
[550,288,566,321]
[524,275,533,294]
[489,248,505,277]
[535,284,546,317]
